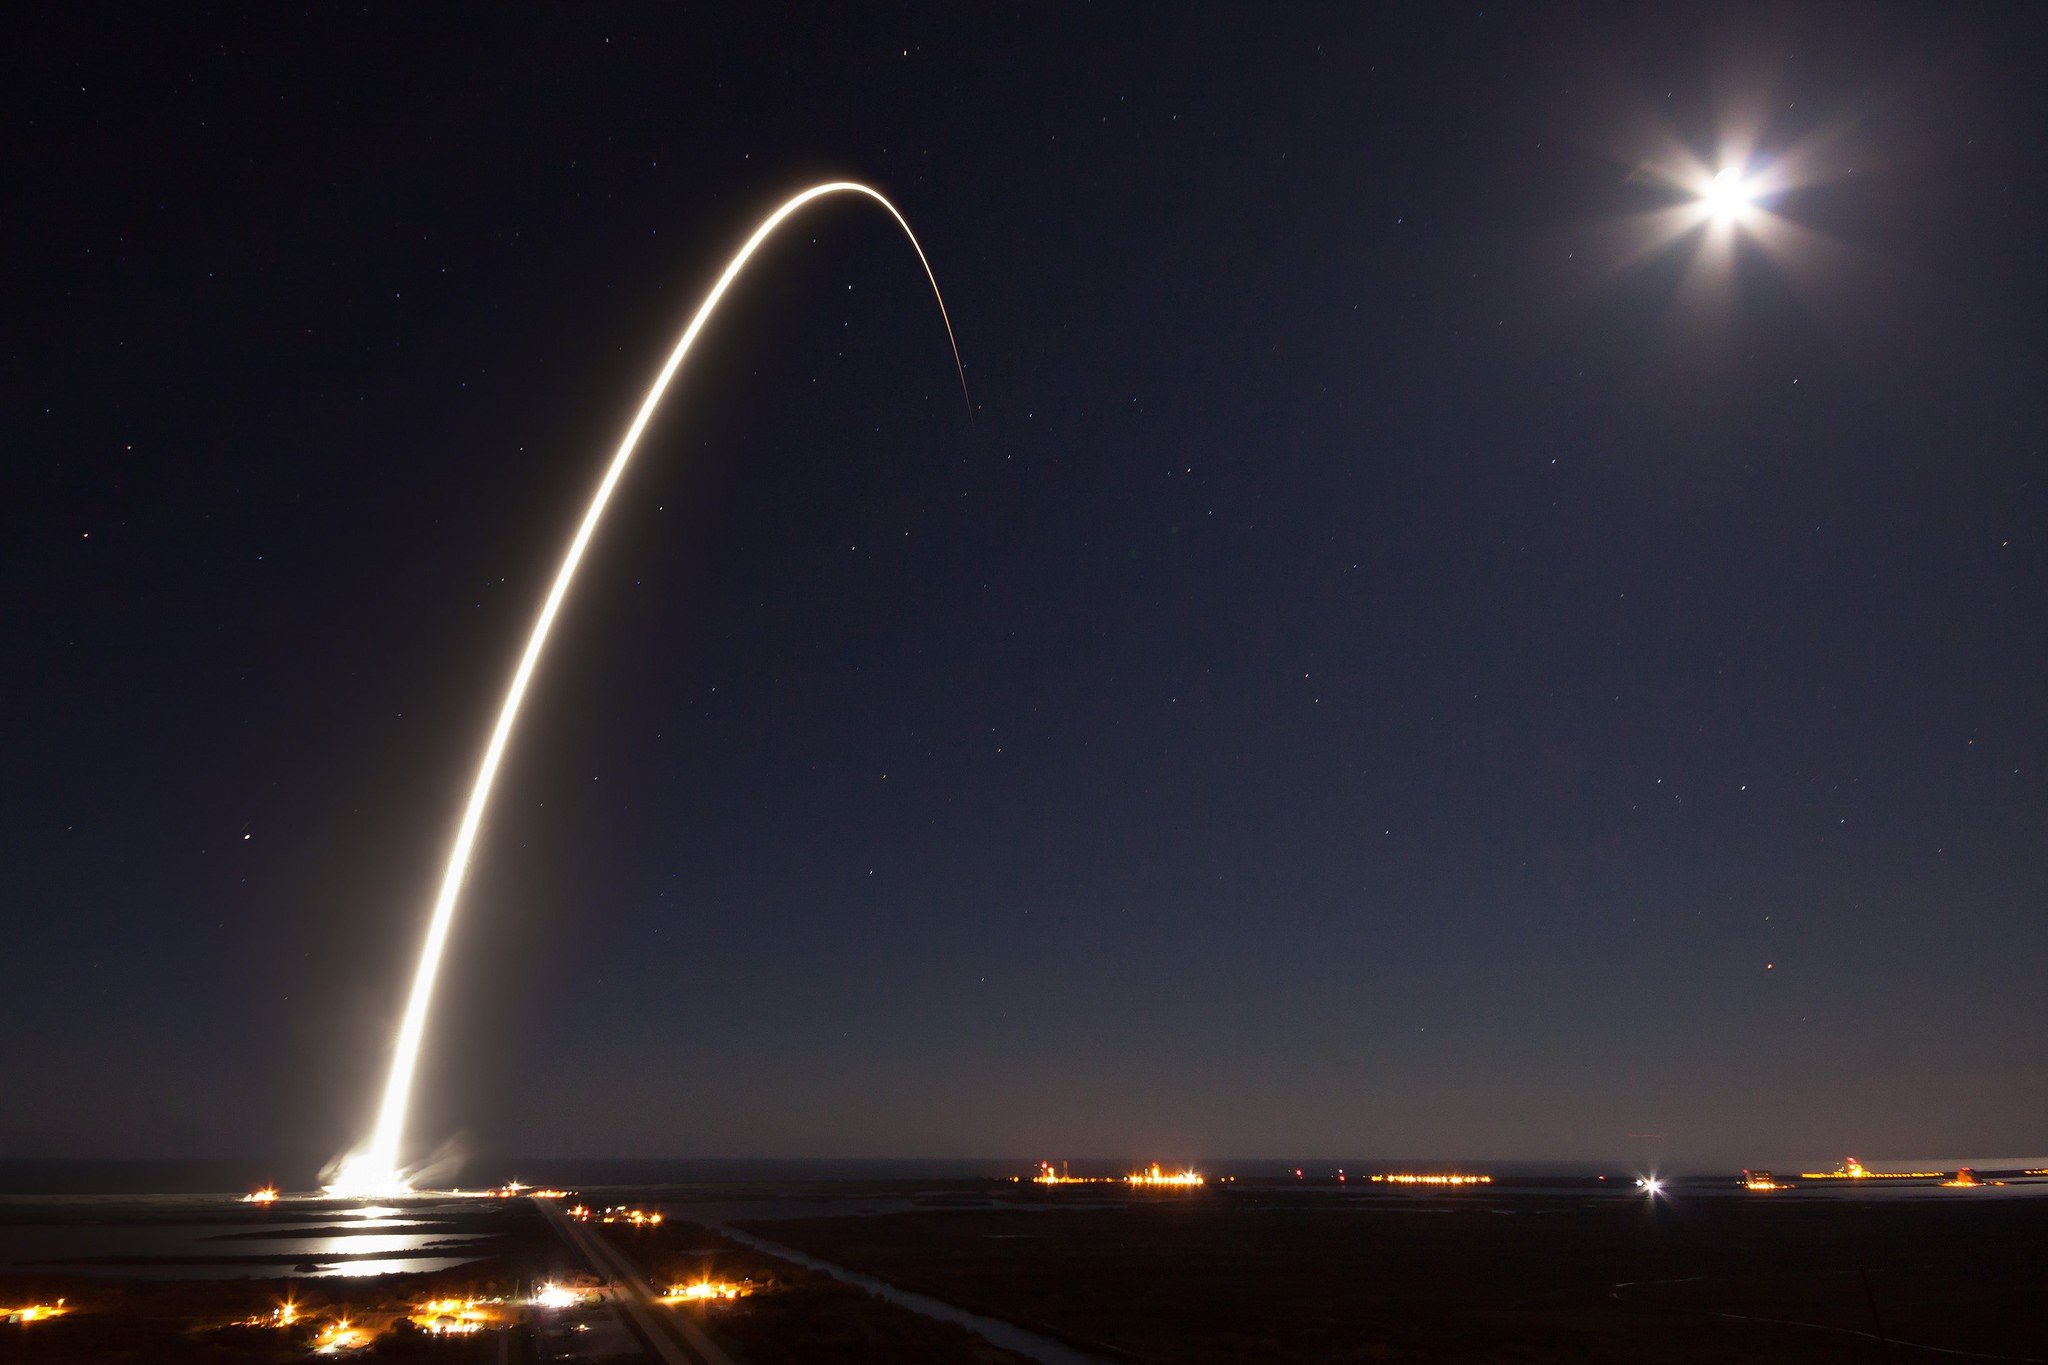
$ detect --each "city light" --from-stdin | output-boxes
[1371,1173,1494,1186]
[532,1283,585,1310]
[327,181,965,1196]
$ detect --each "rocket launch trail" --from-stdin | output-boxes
[326,183,967,1197]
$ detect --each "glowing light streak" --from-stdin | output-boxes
[328,183,967,1197]
[1371,1173,1493,1186]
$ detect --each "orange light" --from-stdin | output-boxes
[243,1186,279,1204]
[314,1318,366,1353]
[6,1299,68,1325]
[1799,1157,1946,1180]
[1031,1161,1110,1185]
[1125,1164,1205,1187]
[1370,1173,1493,1186]
[660,1280,747,1305]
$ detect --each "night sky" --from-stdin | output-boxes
[8,5,2046,1174]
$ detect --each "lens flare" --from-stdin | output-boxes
[326,182,967,1197]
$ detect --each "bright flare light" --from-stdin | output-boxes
[327,182,967,1197]
[1637,1176,1665,1196]
[1701,166,1754,221]
[532,1283,585,1310]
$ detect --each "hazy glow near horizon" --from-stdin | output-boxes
[324,182,966,1199]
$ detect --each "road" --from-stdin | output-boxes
[531,1196,734,1365]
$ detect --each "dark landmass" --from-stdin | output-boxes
[737,1185,2048,1363]
[593,1216,1032,1364]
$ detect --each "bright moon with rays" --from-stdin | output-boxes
[1702,166,1755,221]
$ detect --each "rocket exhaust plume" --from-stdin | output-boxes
[325,183,967,1198]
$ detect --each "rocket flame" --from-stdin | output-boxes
[328,183,967,1197]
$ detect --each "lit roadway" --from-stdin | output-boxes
[531,1197,733,1365]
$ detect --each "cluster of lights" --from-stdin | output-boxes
[411,1297,499,1335]
[476,1180,570,1199]
[1741,1170,1787,1192]
[597,1205,663,1226]
[660,1280,748,1305]
[1125,1164,1204,1188]
[243,1186,279,1204]
[231,1299,301,1329]
[1939,1168,2003,1189]
[1799,1157,1947,1181]
[314,1318,366,1354]
[1371,1173,1493,1186]
[1028,1162,1111,1185]
[3,1299,68,1325]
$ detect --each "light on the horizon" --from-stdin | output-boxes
[1126,1163,1205,1187]
[1638,1176,1664,1196]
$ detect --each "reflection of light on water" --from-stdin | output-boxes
[305,1233,485,1257]
[320,1256,478,1278]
